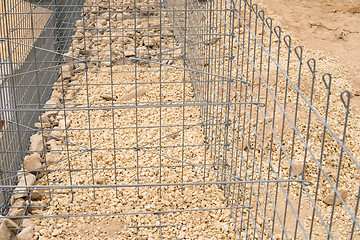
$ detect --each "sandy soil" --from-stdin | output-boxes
[254,0,360,110]
[0,0,52,64]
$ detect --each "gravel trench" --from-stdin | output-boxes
[5,0,360,239]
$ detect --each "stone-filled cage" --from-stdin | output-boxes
[0,0,359,239]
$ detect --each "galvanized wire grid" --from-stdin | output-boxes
[0,0,359,239]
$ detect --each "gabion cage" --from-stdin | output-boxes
[0,0,359,239]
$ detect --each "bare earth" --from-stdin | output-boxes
[255,0,360,110]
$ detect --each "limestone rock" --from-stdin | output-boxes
[63,51,74,62]
[19,173,36,186]
[324,189,348,205]
[290,163,304,177]
[28,201,46,213]
[23,153,41,172]
[62,64,73,73]
[11,173,34,200]
[46,139,61,153]
[8,199,26,216]
[14,173,37,199]
[34,122,52,129]
[17,225,34,240]
[44,153,59,165]
[65,92,75,101]
[0,222,12,240]
[44,111,59,117]
[21,219,35,229]
[49,130,64,140]
[13,198,26,207]
[12,191,27,201]
[30,188,45,200]
[29,133,44,153]
[0,218,18,238]
[0,218,19,229]
[58,119,70,130]
[51,90,62,100]
[39,114,50,123]
[44,98,59,109]
[74,63,86,72]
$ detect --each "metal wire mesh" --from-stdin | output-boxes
[0,0,359,239]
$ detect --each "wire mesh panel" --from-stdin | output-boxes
[0,0,359,239]
[0,0,55,212]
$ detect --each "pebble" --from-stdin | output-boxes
[95,176,106,184]
[143,38,155,47]
[124,49,135,57]
[52,228,62,237]
[101,93,116,101]
[205,37,219,45]
[23,153,42,172]
[354,90,360,96]
[121,86,146,101]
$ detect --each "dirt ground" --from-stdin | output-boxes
[255,0,360,109]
